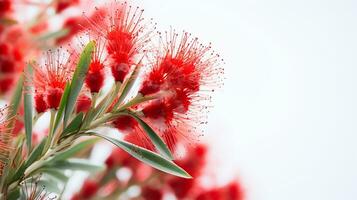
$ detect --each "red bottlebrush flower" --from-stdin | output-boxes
[0,76,14,93]
[138,31,223,150]
[0,41,23,94]
[105,147,138,169]
[169,178,196,199]
[195,181,244,200]
[0,106,14,175]
[0,0,11,17]
[57,8,106,44]
[84,38,107,93]
[76,94,92,113]
[33,49,74,112]
[112,115,138,132]
[34,94,48,113]
[0,26,32,94]
[176,144,207,177]
[56,0,80,13]
[140,30,222,103]
[224,182,244,200]
[85,2,152,82]
[57,17,86,44]
[29,21,48,34]
[142,99,175,123]
[80,179,99,198]
[141,186,163,200]
[195,189,224,200]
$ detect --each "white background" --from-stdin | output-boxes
[135,0,357,200]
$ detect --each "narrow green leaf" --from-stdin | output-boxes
[64,41,95,126]
[94,133,191,179]
[50,138,98,162]
[26,138,46,167]
[24,64,33,151]
[9,75,24,117]
[9,138,46,183]
[51,159,103,172]
[53,83,71,133]
[7,188,20,200]
[126,112,173,160]
[62,112,84,136]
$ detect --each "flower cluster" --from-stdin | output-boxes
[0,1,232,199]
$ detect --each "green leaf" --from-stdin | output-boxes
[64,41,95,126]
[126,112,173,160]
[50,138,98,162]
[7,187,20,200]
[53,83,71,133]
[9,75,24,118]
[62,112,84,136]
[10,138,46,183]
[93,133,191,179]
[26,138,46,167]
[24,63,34,151]
[50,159,104,172]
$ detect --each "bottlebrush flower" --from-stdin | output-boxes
[56,8,105,44]
[0,41,24,94]
[32,49,75,112]
[56,0,80,13]
[0,106,14,175]
[133,31,223,151]
[140,30,223,103]
[76,94,92,113]
[1,25,36,94]
[85,2,152,82]
[141,186,163,200]
[195,181,244,200]
[0,0,11,17]
[84,38,107,93]
[71,179,100,200]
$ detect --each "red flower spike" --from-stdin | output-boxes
[57,17,86,44]
[76,94,92,113]
[84,38,107,93]
[56,0,80,13]
[79,179,99,198]
[137,31,224,151]
[169,178,196,198]
[0,0,11,17]
[142,99,174,123]
[140,30,223,109]
[0,77,14,93]
[141,186,163,200]
[224,182,244,200]
[0,38,26,94]
[105,147,138,169]
[85,2,152,82]
[112,115,138,132]
[34,94,48,113]
[33,49,74,112]
[195,189,224,200]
